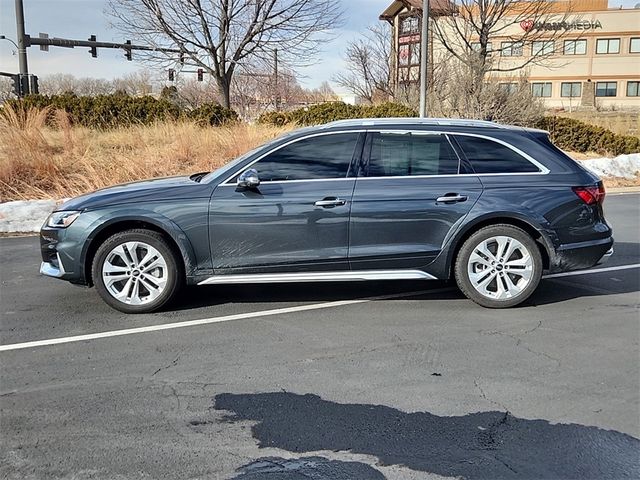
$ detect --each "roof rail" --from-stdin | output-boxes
[320,117,508,129]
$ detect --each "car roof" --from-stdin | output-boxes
[313,117,547,135]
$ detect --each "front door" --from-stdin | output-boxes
[209,132,363,273]
[349,131,483,270]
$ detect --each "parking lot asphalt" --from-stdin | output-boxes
[1,193,639,480]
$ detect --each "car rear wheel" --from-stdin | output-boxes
[454,224,543,308]
[92,229,182,313]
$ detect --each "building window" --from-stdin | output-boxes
[596,82,617,97]
[400,15,420,35]
[500,41,523,57]
[532,41,554,56]
[471,42,493,53]
[596,38,620,54]
[563,39,587,55]
[627,81,640,97]
[561,82,582,98]
[531,82,552,98]
[630,38,640,53]
[499,82,519,94]
[398,42,420,67]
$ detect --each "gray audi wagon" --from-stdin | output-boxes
[40,118,613,313]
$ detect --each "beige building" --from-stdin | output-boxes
[381,0,640,110]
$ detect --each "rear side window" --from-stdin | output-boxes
[454,135,540,174]
[252,133,359,181]
[367,133,459,177]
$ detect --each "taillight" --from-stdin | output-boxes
[572,183,606,205]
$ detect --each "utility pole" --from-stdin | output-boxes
[15,0,28,76]
[419,0,430,118]
[274,48,279,111]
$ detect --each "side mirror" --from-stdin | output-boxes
[237,168,260,189]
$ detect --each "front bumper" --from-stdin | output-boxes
[39,226,87,284]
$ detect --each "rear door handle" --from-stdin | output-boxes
[436,194,468,203]
[314,197,346,208]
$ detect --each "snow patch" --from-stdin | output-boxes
[0,200,57,233]
[579,153,640,180]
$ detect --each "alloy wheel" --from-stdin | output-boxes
[467,235,534,300]
[102,241,169,305]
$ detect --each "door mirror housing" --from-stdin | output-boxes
[237,168,260,189]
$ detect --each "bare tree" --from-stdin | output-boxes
[107,0,343,109]
[39,74,113,96]
[334,24,393,104]
[112,70,154,95]
[431,0,576,85]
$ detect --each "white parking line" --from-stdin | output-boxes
[0,288,449,353]
[543,263,640,279]
[1,263,638,353]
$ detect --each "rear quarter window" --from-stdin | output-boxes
[454,135,540,174]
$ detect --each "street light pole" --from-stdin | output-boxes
[419,0,430,118]
[15,0,29,77]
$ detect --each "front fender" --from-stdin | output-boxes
[80,209,199,281]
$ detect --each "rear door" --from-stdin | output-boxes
[349,131,483,270]
[209,131,363,273]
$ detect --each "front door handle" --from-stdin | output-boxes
[436,194,468,204]
[314,197,347,208]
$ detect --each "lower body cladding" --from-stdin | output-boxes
[551,237,614,272]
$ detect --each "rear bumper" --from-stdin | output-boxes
[550,236,614,272]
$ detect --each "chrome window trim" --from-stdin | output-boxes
[219,130,367,186]
[218,128,549,187]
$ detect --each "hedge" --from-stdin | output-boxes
[537,116,640,156]
[257,101,417,127]
[5,93,238,129]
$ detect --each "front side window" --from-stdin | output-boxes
[532,41,554,56]
[367,133,459,177]
[596,81,617,97]
[250,133,359,181]
[531,82,552,97]
[596,38,620,54]
[631,38,640,53]
[561,82,582,98]
[454,135,540,174]
[626,81,640,97]
[501,41,523,56]
[564,39,587,55]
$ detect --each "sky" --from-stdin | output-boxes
[0,0,390,93]
[0,0,638,93]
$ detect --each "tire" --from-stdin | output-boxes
[454,224,543,308]
[92,229,183,314]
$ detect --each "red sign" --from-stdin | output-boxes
[399,34,420,44]
[520,20,534,32]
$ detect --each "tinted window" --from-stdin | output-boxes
[252,133,358,181]
[454,136,540,174]
[367,133,459,177]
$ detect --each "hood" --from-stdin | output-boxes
[59,175,213,211]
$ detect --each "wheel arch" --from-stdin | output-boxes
[443,214,555,279]
[82,216,196,287]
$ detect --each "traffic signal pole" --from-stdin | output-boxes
[15,0,28,77]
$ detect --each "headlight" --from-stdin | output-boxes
[46,211,81,228]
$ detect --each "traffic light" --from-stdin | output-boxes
[168,68,175,82]
[124,40,132,61]
[11,74,24,97]
[29,75,39,95]
[89,35,97,58]
[197,68,203,81]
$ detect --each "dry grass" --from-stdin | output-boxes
[0,105,292,201]
[1,105,638,201]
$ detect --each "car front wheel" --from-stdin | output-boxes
[455,224,543,308]
[92,229,183,313]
